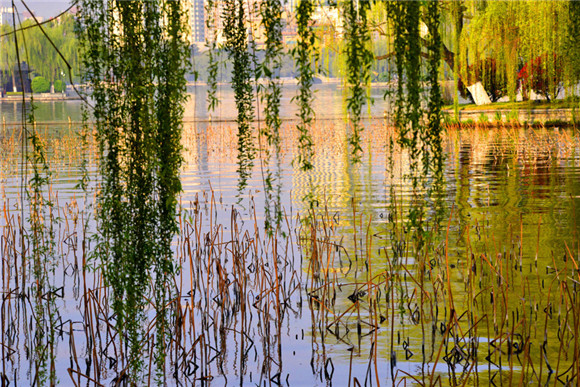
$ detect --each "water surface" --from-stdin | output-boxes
[1,86,579,385]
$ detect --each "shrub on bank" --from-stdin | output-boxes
[54,80,66,93]
[31,76,50,93]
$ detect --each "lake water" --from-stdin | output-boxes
[1,85,580,385]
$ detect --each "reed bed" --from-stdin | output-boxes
[1,122,579,385]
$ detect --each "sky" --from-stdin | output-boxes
[1,1,72,19]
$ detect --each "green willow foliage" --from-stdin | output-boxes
[403,1,421,169]
[386,1,444,248]
[425,0,443,175]
[259,0,284,233]
[425,1,446,231]
[154,2,190,382]
[292,0,317,171]
[0,14,78,86]
[388,1,405,132]
[223,0,255,189]
[567,0,580,86]
[388,0,442,171]
[343,0,372,162]
[205,0,220,112]
[78,1,189,383]
[459,1,573,102]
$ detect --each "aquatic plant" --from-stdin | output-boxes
[9,14,61,384]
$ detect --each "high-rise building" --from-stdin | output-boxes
[189,0,205,44]
[204,0,264,46]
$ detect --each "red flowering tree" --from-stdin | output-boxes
[518,54,563,102]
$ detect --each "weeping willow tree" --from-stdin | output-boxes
[77,1,189,383]
[0,14,78,90]
[454,1,572,103]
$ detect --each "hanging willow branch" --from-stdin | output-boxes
[344,0,372,162]
[205,0,220,113]
[259,0,284,233]
[426,0,443,175]
[78,1,189,382]
[154,1,189,383]
[404,0,421,170]
[387,1,447,249]
[223,0,255,189]
[292,0,317,171]
[425,0,446,232]
[388,1,406,132]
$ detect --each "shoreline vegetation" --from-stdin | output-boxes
[444,98,580,111]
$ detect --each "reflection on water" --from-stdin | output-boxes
[1,98,580,385]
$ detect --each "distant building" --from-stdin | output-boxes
[203,0,264,46]
[187,0,299,47]
[0,7,22,26]
[189,0,205,44]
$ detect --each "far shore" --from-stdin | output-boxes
[0,93,81,102]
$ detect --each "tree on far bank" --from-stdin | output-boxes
[0,13,78,92]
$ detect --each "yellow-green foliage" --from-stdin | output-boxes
[460,1,571,99]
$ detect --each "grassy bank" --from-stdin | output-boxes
[444,98,580,112]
